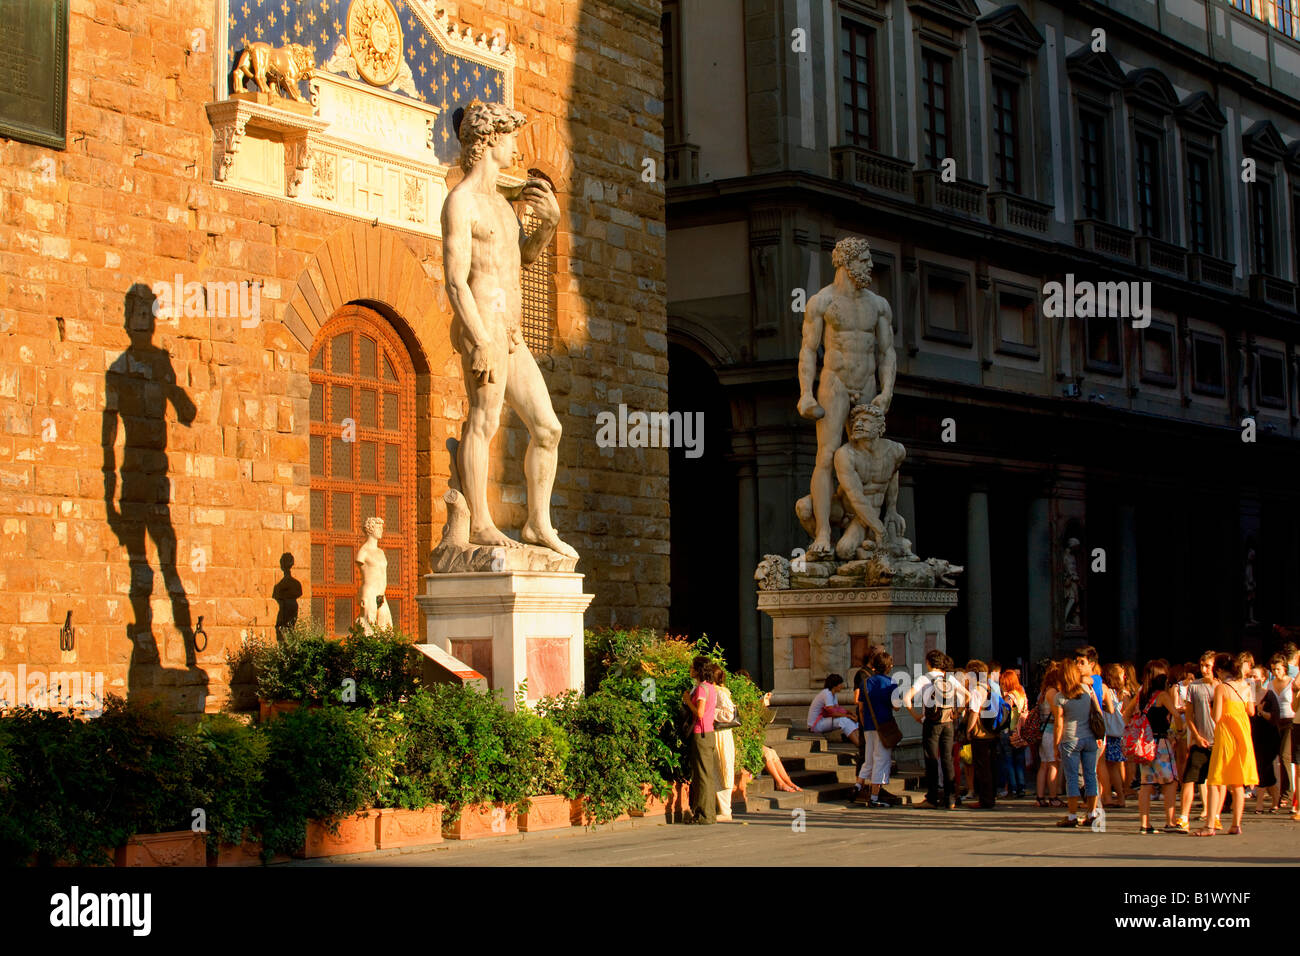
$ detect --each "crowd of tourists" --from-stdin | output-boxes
[682,642,1300,831]
[828,642,1300,833]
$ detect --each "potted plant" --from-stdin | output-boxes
[538,689,653,825]
[260,705,380,859]
[370,699,443,850]
[181,714,280,866]
[511,700,573,832]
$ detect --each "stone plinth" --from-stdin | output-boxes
[416,571,592,710]
[758,586,957,741]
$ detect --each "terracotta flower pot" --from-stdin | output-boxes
[208,840,290,867]
[517,794,574,832]
[441,802,518,840]
[257,699,301,722]
[568,796,631,826]
[116,831,207,867]
[629,782,671,821]
[303,812,377,858]
[374,806,443,849]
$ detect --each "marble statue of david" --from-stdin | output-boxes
[441,100,577,559]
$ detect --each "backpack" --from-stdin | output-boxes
[923,675,956,724]
[1010,699,1043,749]
[1122,694,1158,764]
[980,684,1012,735]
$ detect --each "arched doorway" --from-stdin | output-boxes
[308,305,418,635]
[667,341,738,664]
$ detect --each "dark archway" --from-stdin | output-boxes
[667,342,738,663]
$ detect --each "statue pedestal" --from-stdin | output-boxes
[416,571,593,710]
[758,586,958,741]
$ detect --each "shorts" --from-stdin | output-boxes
[1039,725,1057,763]
[1183,745,1211,785]
[1138,738,1177,786]
[1104,736,1124,763]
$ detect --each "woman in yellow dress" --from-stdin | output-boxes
[1197,652,1258,836]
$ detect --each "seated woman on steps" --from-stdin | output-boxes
[807,673,862,748]
[733,673,802,796]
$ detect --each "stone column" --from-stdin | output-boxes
[966,488,994,661]
[736,455,762,687]
[1116,503,1139,663]
[1027,496,1053,665]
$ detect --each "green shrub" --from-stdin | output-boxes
[539,689,652,824]
[242,620,420,707]
[260,704,384,858]
[184,715,269,852]
[95,697,199,840]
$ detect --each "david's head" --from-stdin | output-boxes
[832,236,873,290]
[364,517,385,540]
[847,403,886,442]
[456,99,526,172]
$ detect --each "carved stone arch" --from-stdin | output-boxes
[516,115,576,195]
[281,222,457,378]
[1124,68,1178,115]
[668,315,738,368]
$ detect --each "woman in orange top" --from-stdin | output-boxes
[1197,652,1258,836]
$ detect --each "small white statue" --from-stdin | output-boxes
[1063,537,1082,630]
[356,516,393,634]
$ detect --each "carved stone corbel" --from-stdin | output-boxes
[285,138,312,198]
[214,114,249,182]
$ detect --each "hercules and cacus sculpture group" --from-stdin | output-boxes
[756,236,963,592]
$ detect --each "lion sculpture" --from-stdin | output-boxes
[232,42,315,102]
[754,554,791,591]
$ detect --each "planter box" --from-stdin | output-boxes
[442,802,518,840]
[303,812,377,858]
[374,807,443,849]
[517,794,573,832]
[209,840,290,867]
[116,831,207,867]
[568,796,631,826]
[629,783,672,821]
[258,699,301,722]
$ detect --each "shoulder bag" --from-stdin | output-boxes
[863,681,903,749]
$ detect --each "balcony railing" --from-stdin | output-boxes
[1249,273,1298,310]
[913,170,988,221]
[987,191,1053,234]
[829,145,914,194]
[1135,236,1188,278]
[1074,219,1136,261]
[1188,253,1236,290]
[665,143,700,185]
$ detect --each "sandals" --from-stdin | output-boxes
[1048,798,1065,808]
[1227,826,1242,835]
[1035,797,1049,807]
[1192,828,1215,837]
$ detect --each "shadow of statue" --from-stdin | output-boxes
[102,283,207,713]
[272,552,302,639]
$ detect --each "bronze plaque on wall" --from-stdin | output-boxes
[0,0,69,149]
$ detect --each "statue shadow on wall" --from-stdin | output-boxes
[272,552,302,640]
[102,283,207,713]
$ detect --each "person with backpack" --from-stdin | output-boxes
[1052,657,1109,827]
[1124,659,1182,833]
[1000,669,1029,798]
[963,659,1000,810]
[905,649,963,810]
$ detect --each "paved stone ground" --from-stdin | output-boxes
[298,799,1300,867]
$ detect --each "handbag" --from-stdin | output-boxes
[1122,694,1158,763]
[1010,700,1043,749]
[712,687,740,731]
[863,685,903,748]
[1087,690,1107,740]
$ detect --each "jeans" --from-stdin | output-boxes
[971,737,996,807]
[923,720,956,806]
[1059,735,1098,798]
[995,733,1013,791]
[1007,744,1027,792]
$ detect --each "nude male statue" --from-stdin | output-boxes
[355,516,394,634]
[441,100,576,558]
[796,403,906,560]
[797,236,897,558]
